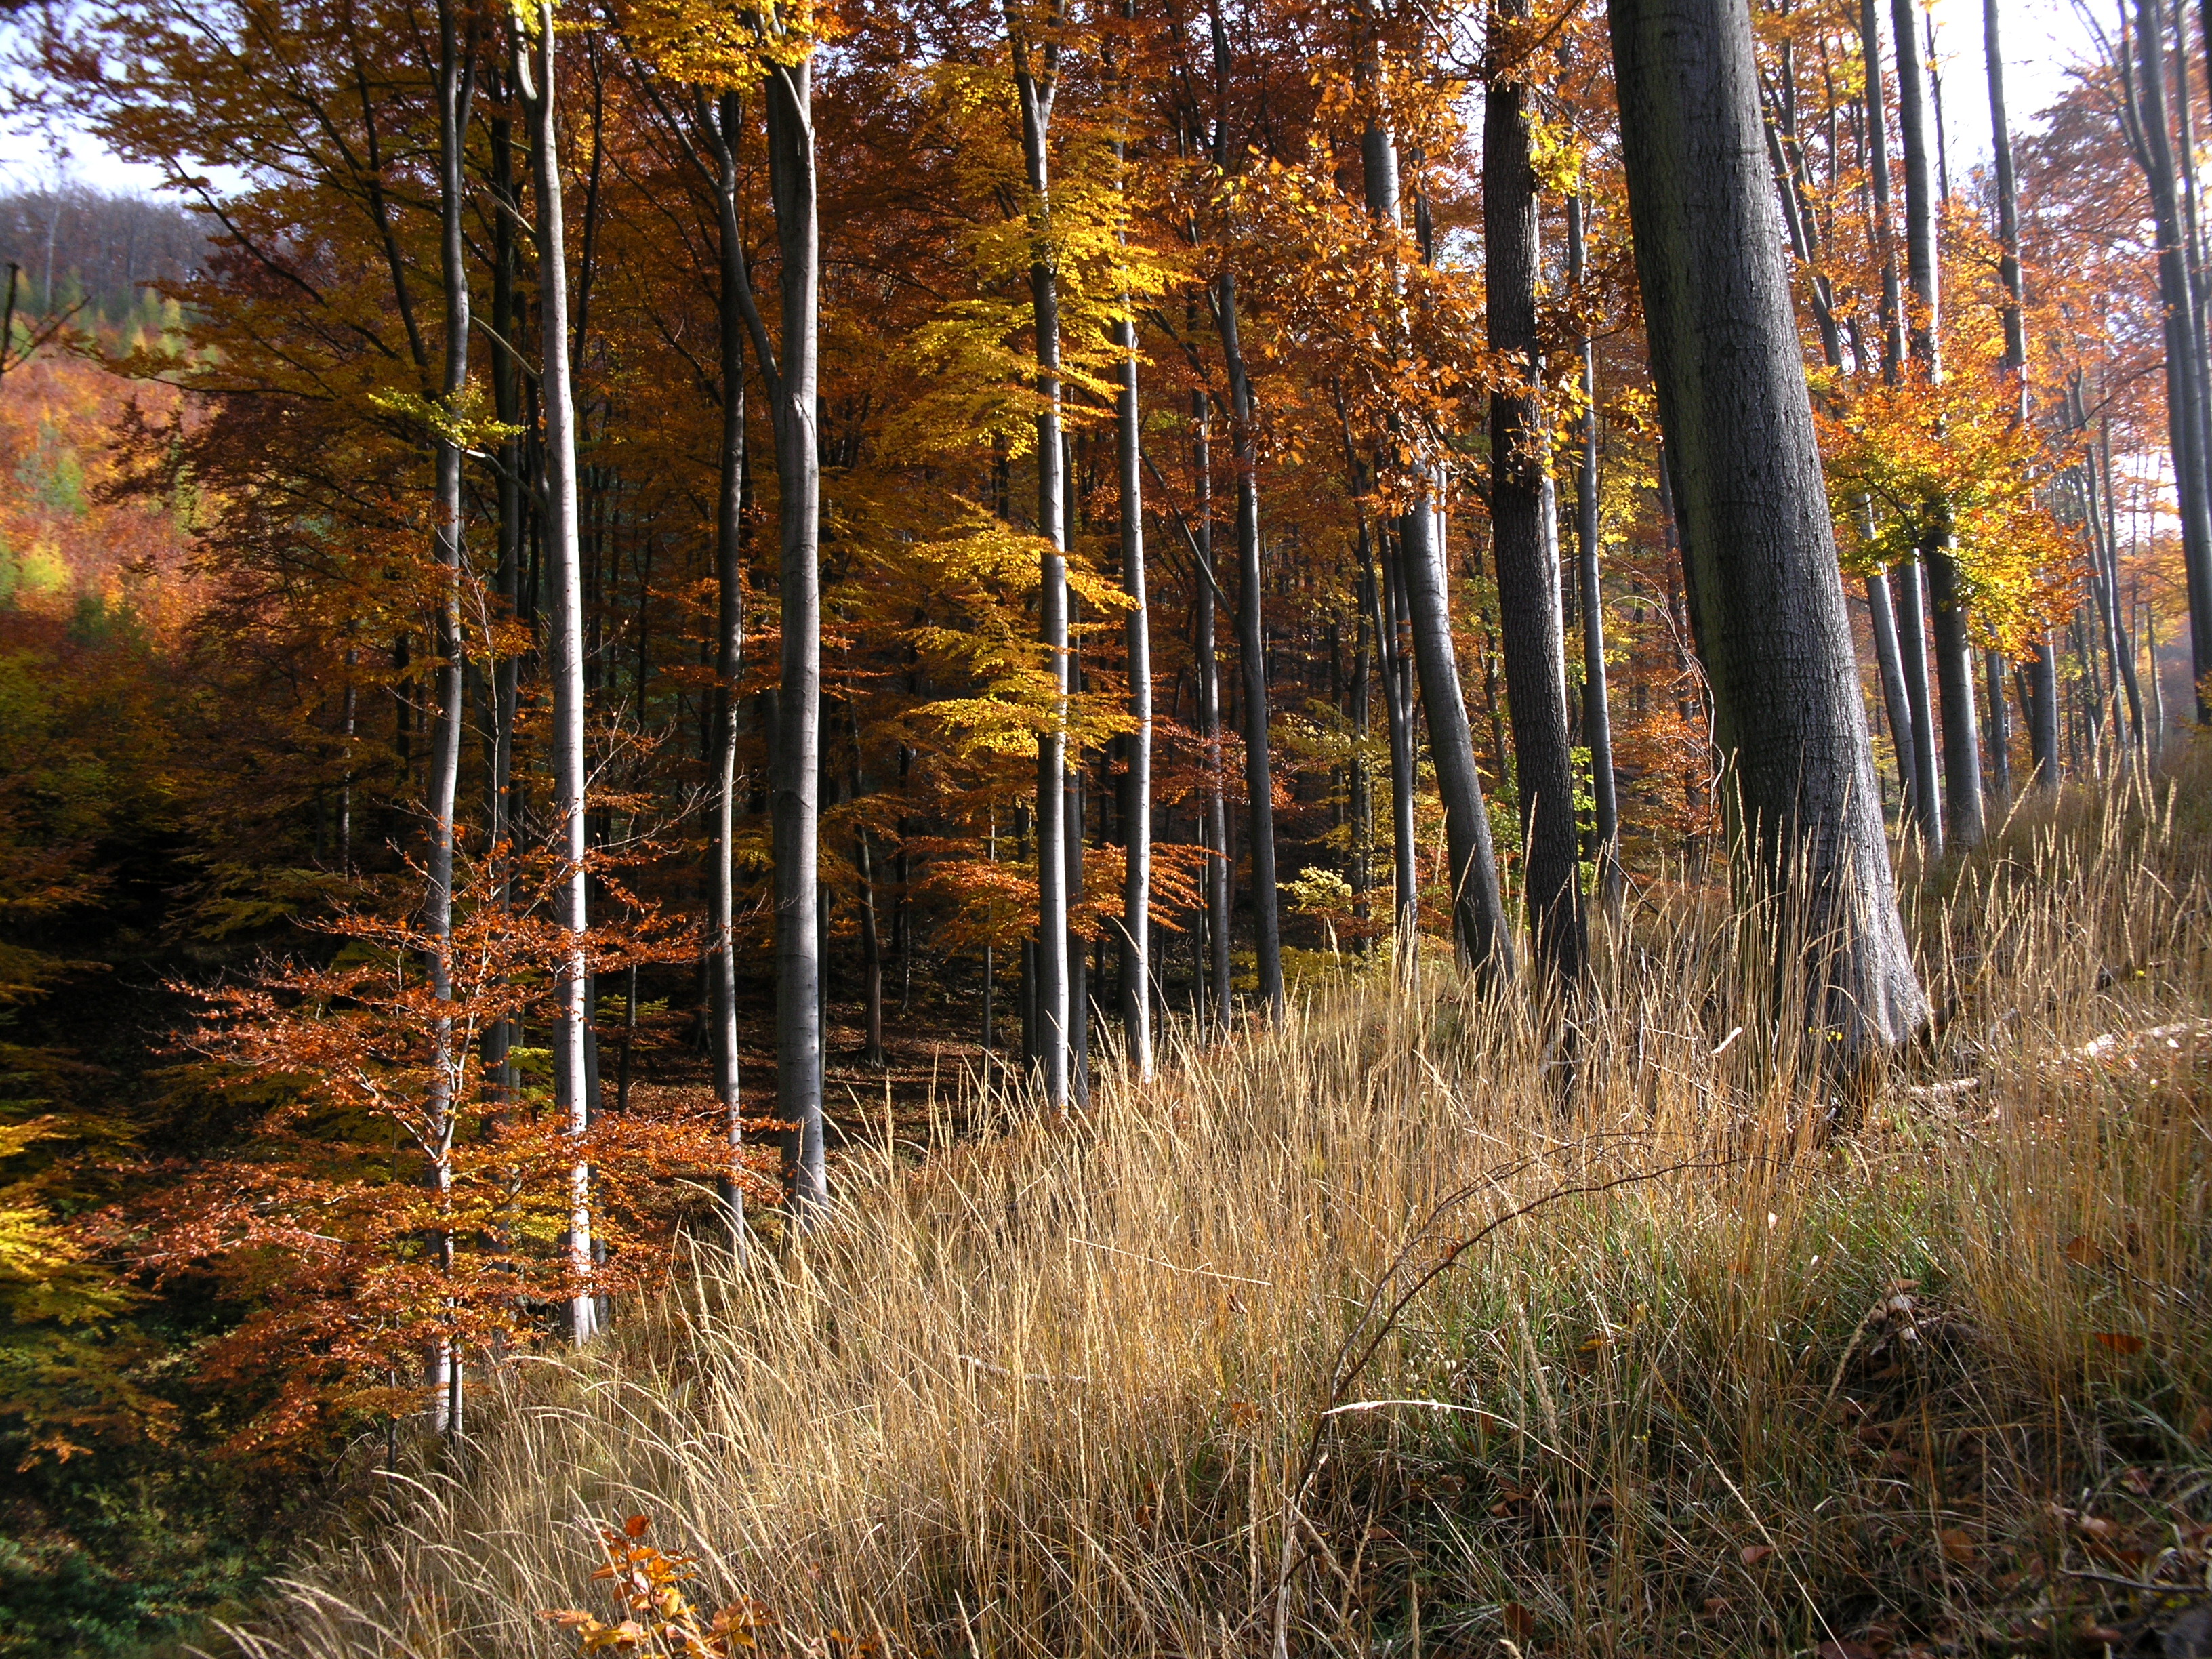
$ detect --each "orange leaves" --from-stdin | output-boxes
[123,848,760,1452]
[547,1516,796,1659]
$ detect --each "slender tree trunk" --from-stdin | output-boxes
[1893,0,1984,851]
[1608,0,1929,1058]
[1063,442,1090,1102]
[745,49,827,1218]
[1114,244,1151,1080]
[426,0,474,1437]
[1862,0,1942,828]
[522,3,594,1340]
[1487,0,1582,983]
[697,89,748,1243]
[1985,0,2056,790]
[1204,6,1280,1018]
[1370,528,1419,947]
[1193,393,1231,1035]
[1865,565,1915,813]
[1569,193,1620,914]
[2129,0,2212,718]
[1010,7,1071,1102]
[1214,273,1282,1017]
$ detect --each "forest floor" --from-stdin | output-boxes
[58,755,2212,1659]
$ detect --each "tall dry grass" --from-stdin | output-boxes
[233,754,2212,1659]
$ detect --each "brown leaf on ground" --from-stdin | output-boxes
[1740,1544,1776,1567]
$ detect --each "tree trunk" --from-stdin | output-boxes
[1010,7,1071,1103]
[522,2,594,1340]
[697,88,748,1243]
[427,0,473,1436]
[1214,273,1282,1017]
[2128,0,2212,720]
[1608,0,1929,1057]
[1193,393,1231,1036]
[1114,260,1151,1080]
[1984,0,2026,798]
[741,48,827,1218]
[1486,0,1582,983]
[1569,192,1620,914]
[1892,0,1984,851]
[1865,567,1915,815]
[1370,527,1420,947]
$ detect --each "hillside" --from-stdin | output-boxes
[226,761,2212,1659]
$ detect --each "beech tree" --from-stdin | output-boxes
[1608,0,1927,1054]
[1486,0,1582,985]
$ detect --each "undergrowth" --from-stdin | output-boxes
[228,754,2212,1659]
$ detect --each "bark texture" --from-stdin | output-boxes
[1607,0,1929,1055]
[1486,2,1582,983]
[522,1,596,1338]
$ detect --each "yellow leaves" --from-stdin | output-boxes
[1819,363,2080,653]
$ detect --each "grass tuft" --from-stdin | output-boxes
[230,752,2212,1658]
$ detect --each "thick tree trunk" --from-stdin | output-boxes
[1569,193,1620,914]
[1608,0,1928,1057]
[1486,2,1582,983]
[1892,0,1984,851]
[523,3,595,1339]
[1010,10,1071,1103]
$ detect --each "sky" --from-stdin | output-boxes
[0,1,2125,201]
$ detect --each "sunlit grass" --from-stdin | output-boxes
[230,746,2212,1659]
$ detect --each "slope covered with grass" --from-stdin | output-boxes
[236,759,2212,1659]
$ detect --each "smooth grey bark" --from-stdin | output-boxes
[1204,5,1281,1018]
[480,91,519,1109]
[1349,129,1422,951]
[519,1,595,1340]
[1486,2,1583,984]
[1607,0,1929,1056]
[1374,530,1419,944]
[1984,0,2061,787]
[1193,392,1231,1036]
[1214,274,1282,1017]
[1568,197,1620,912]
[1892,0,1984,850]
[1115,281,1151,1080]
[1862,0,1937,832]
[426,0,474,1440]
[1063,445,1089,1102]
[1891,559,1940,854]
[694,88,747,1240]
[1864,565,1915,809]
[2124,0,2212,719]
[1106,6,1150,1076]
[1361,85,1506,972]
[724,41,825,1216]
[1008,5,1071,1101]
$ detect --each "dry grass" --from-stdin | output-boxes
[233,752,2212,1659]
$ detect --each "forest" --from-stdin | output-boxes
[0,0,2209,1654]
